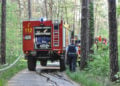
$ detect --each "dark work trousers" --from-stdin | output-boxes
[68,54,77,72]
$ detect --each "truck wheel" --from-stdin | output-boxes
[27,56,36,71]
[60,56,66,71]
[40,60,47,66]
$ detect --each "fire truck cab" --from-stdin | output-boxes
[23,19,66,71]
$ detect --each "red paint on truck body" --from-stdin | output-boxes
[23,20,63,54]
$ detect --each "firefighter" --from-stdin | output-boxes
[66,39,79,72]
[77,44,81,67]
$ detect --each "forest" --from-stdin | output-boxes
[0,0,120,86]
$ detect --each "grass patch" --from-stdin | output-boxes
[0,58,27,86]
[66,68,103,86]
[0,1,25,85]
[66,68,120,86]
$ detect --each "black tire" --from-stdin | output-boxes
[60,55,66,71]
[27,56,36,71]
[40,60,47,66]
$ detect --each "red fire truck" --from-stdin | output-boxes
[23,19,70,71]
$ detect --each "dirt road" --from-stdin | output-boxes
[8,63,80,86]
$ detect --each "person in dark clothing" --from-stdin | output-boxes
[66,39,79,72]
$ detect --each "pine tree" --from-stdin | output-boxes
[49,0,53,20]
[44,0,48,18]
[89,0,94,54]
[1,0,6,64]
[80,0,89,69]
[108,0,119,81]
[28,0,32,19]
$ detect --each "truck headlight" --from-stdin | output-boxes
[24,35,31,40]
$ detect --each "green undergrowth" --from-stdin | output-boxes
[66,69,103,86]
[0,0,22,66]
[66,26,120,86]
[0,59,27,86]
[0,1,25,86]
[66,68,120,86]
[87,43,109,76]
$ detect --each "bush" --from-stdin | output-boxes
[66,69,103,86]
[86,43,109,76]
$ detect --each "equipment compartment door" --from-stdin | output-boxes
[34,27,51,49]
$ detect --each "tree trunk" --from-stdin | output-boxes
[73,0,76,38]
[108,0,119,81]
[49,0,53,20]
[63,0,68,24]
[94,1,98,37]
[57,0,60,19]
[88,0,94,54]
[28,0,32,19]
[60,1,63,20]
[1,0,6,64]
[18,0,22,18]
[44,0,48,19]
[80,0,89,69]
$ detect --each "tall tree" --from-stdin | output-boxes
[44,0,48,18]
[88,0,94,54]
[28,0,32,19]
[64,0,68,24]
[57,0,60,19]
[1,0,6,64]
[80,0,89,69]
[18,0,22,18]
[72,0,76,38]
[108,0,119,81]
[49,0,53,20]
